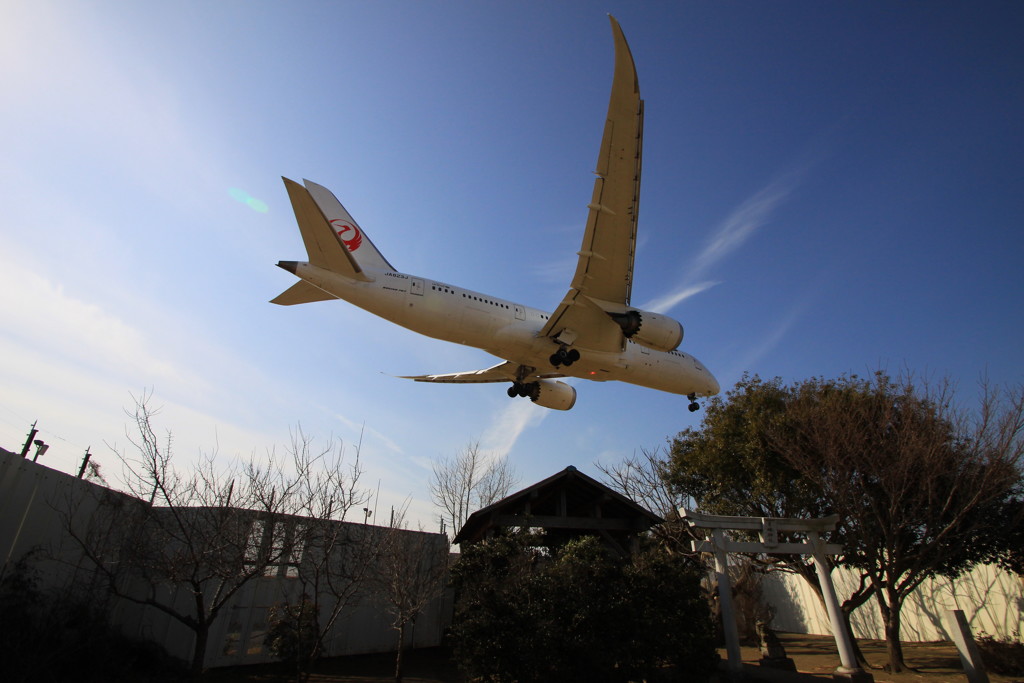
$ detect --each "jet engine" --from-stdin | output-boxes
[606,308,684,352]
[527,379,577,411]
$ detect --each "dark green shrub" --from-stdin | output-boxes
[0,557,186,682]
[977,633,1024,676]
[451,533,716,682]
[265,597,320,669]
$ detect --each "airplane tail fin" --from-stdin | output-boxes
[281,176,371,278]
[273,177,374,305]
[303,179,396,273]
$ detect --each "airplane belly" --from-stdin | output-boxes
[379,283,510,349]
[483,322,548,362]
[305,267,413,327]
[620,350,717,397]
[564,343,694,395]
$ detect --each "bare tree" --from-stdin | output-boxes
[430,442,517,539]
[64,396,291,675]
[254,427,374,680]
[370,510,450,683]
[597,446,697,553]
[63,395,369,677]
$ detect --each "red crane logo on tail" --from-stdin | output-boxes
[331,219,363,252]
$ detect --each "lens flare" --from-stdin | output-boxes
[229,188,268,213]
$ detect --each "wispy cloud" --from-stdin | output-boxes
[331,414,405,455]
[480,400,548,459]
[724,289,819,378]
[642,280,720,315]
[0,253,201,393]
[689,170,802,282]
[643,166,806,315]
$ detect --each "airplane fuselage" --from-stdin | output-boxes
[288,261,719,397]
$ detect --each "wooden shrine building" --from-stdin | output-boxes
[453,466,663,556]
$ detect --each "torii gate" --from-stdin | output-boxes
[682,510,873,683]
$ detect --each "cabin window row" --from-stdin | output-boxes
[430,282,512,309]
[430,283,548,318]
[460,294,510,309]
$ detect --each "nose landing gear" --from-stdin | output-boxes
[687,393,700,412]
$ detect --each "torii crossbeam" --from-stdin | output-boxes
[682,510,873,683]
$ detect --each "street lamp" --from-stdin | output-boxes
[32,439,49,462]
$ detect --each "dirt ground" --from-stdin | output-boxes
[201,633,1020,683]
[730,632,1020,683]
[202,647,460,683]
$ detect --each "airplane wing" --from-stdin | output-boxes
[539,16,643,353]
[399,361,566,384]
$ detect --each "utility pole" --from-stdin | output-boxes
[77,447,92,478]
[19,421,38,458]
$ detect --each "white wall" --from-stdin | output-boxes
[0,451,451,669]
[762,562,1023,642]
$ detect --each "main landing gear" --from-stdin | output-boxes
[550,347,580,368]
[508,365,539,400]
[508,381,538,399]
[687,393,700,412]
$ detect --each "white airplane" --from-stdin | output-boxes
[272,17,719,412]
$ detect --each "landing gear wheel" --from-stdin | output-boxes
[508,381,539,401]
[550,347,579,368]
[509,382,531,398]
[687,392,700,412]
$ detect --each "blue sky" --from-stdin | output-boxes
[2,1,1022,529]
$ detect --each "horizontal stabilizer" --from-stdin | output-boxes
[271,280,337,306]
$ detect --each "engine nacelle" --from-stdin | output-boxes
[607,308,684,352]
[527,379,577,411]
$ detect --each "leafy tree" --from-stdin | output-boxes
[664,374,874,662]
[666,373,1024,673]
[773,374,1023,672]
[450,533,716,682]
[667,375,825,519]
[988,496,1024,574]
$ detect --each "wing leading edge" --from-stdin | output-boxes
[399,362,565,384]
[539,16,644,353]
